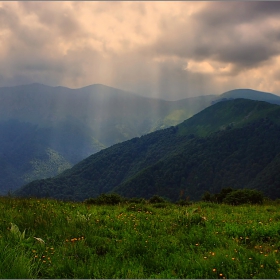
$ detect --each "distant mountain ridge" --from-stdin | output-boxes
[2,84,280,195]
[212,88,280,105]
[0,83,217,193]
[15,98,280,201]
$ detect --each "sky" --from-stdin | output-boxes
[1,1,280,100]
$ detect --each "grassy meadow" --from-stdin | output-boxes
[1,196,280,278]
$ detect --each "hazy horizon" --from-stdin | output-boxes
[1,2,280,100]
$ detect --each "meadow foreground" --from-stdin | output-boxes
[0,197,280,278]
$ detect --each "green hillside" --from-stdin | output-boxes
[15,99,280,201]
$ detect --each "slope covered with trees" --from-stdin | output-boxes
[15,99,280,201]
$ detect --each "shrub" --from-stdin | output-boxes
[215,187,234,203]
[176,199,192,206]
[223,189,264,205]
[148,195,168,204]
[84,193,125,205]
[151,202,170,208]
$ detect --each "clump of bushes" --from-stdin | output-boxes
[176,199,192,206]
[148,195,168,204]
[84,193,125,205]
[202,188,264,205]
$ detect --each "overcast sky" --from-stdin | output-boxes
[1,1,280,100]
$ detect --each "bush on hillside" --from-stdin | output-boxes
[84,193,125,205]
[223,189,264,205]
[202,188,264,205]
[148,195,168,204]
[176,199,192,206]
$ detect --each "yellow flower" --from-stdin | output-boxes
[213,268,216,272]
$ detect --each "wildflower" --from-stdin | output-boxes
[260,265,264,268]
[219,273,223,276]
[213,268,216,272]
[195,243,199,246]
[212,252,215,256]
[203,257,207,259]
[232,258,235,260]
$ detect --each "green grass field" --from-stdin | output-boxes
[1,196,280,278]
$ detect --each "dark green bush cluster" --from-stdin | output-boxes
[84,193,124,205]
[148,195,168,204]
[84,194,170,206]
[202,188,264,205]
[176,199,192,206]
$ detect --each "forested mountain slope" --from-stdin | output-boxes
[15,99,280,201]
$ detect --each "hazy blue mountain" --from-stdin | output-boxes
[15,99,280,201]
[212,89,280,105]
[0,83,217,193]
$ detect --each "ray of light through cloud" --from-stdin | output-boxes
[0,1,280,100]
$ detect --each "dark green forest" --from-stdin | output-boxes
[15,99,280,202]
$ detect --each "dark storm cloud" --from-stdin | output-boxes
[196,2,280,27]
[152,2,280,75]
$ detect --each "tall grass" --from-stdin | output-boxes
[0,196,280,278]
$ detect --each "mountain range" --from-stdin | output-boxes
[0,83,221,194]
[2,83,280,195]
[15,98,280,201]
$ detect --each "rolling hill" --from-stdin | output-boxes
[15,98,280,201]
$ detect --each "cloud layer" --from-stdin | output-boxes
[0,1,280,100]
